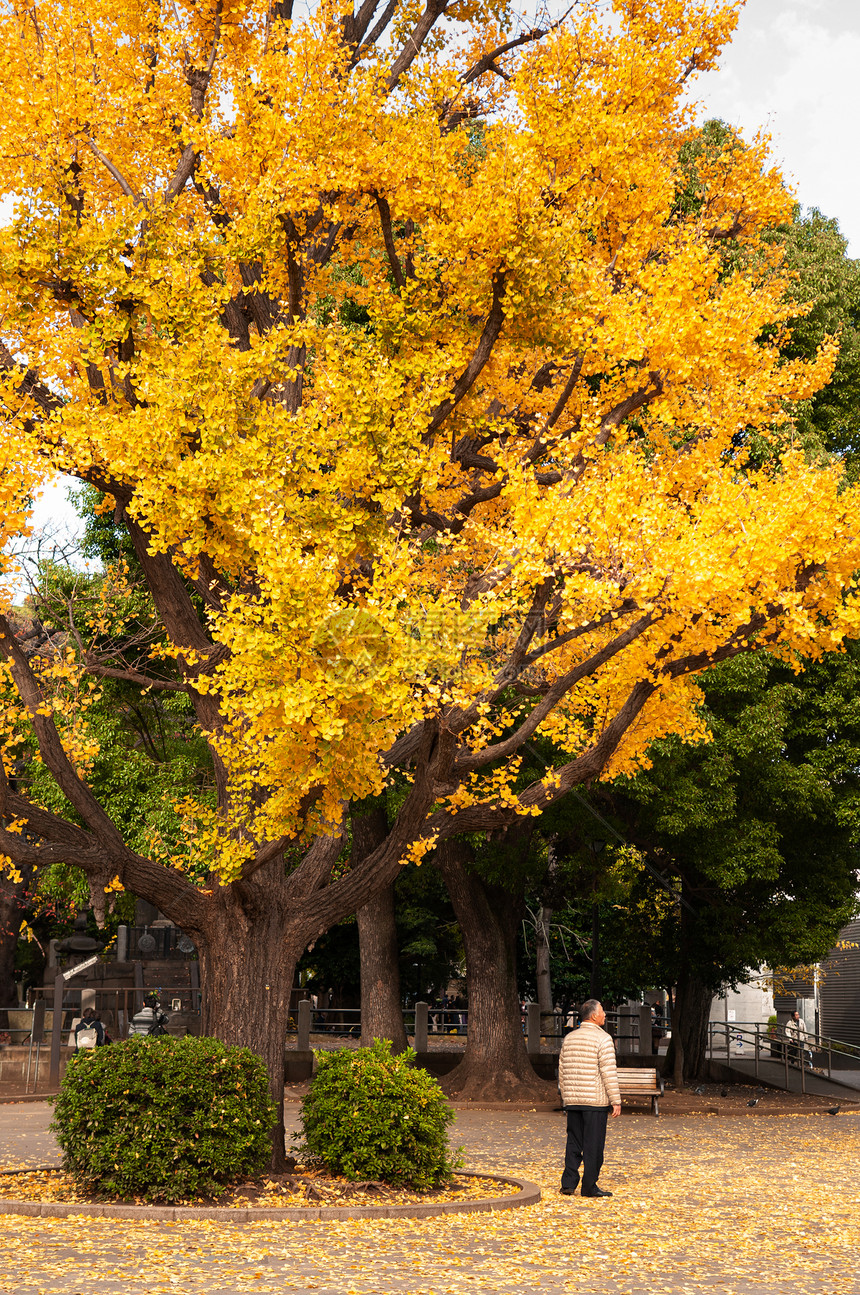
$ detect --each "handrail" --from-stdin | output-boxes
[707,1020,860,1093]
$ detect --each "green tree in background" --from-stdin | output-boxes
[600,647,860,1083]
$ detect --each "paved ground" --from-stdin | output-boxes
[1,1102,859,1294]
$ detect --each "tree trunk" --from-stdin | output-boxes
[353,805,407,1051]
[535,905,554,1033]
[196,884,304,1171]
[0,869,31,1012]
[436,840,554,1102]
[663,968,712,1086]
[357,881,408,1051]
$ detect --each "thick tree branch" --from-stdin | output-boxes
[598,373,664,440]
[343,0,384,49]
[453,611,656,772]
[0,343,65,419]
[426,271,507,438]
[0,615,133,852]
[542,354,585,436]
[164,142,198,201]
[386,0,448,92]
[350,0,397,66]
[521,599,640,666]
[460,7,578,86]
[374,191,407,293]
[297,722,454,932]
[85,138,142,204]
[427,679,657,837]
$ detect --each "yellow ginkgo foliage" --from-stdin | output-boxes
[0,0,858,1142]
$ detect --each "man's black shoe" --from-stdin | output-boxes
[582,1187,613,1198]
[560,1188,577,1195]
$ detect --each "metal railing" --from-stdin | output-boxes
[284,1001,658,1059]
[283,1005,470,1038]
[289,1006,361,1036]
[529,1006,655,1056]
[25,984,202,1038]
[14,985,203,1091]
[707,1020,860,1094]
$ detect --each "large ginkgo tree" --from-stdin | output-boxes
[1,0,859,1158]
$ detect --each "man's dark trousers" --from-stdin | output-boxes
[561,1106,610,1194]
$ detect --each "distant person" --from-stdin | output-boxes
[74,1007,106,1049]
[128,994,169,1038]
[785,1010,807,1065]
[557,998,621,1199]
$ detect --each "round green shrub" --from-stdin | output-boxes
[298,1039,460,1189]
[51,1035,276,1202]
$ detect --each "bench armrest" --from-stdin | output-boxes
[656,1076,665,1096]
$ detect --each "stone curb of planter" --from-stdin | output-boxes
[0,1170,540,1221]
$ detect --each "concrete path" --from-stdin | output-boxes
[1,1102,859,1294]
[0,1103,60,1169]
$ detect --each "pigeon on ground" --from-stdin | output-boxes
[720,1088,729,1098]
[827,1106,840,1116]
[693,1085,705,1095]
[747,1098,759,1107]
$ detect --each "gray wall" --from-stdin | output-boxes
[820,918,860,1047]
[709,974,774,1026]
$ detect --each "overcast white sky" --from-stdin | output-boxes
[693,0,860,255]
[27,0,860,549]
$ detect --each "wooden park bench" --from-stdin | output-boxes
[618,1067,664,1116]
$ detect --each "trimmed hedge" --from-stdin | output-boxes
[51,1035,275,1202]
[298,1039,460,1189]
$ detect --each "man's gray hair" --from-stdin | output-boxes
[580,998,602,1021]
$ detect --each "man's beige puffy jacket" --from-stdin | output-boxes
[558,1020,621,1108]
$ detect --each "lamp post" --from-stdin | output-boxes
[588,839,607,1000]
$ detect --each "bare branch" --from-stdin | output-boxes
[81,660,190,691]
[240,810,347,887]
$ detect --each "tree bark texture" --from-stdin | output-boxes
[436,840,554,1102]
[195,875,306,1171]
[663,968,713,1085]
[355,807,408,1052]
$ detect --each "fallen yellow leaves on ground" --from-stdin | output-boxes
[0,1167,518,1209]
[0,1114,858,1293]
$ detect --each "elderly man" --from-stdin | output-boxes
[557,999,621,1198]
